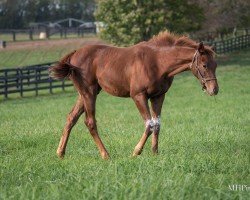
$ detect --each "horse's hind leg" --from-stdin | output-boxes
[82,88,110,159]
[57,97,84,158]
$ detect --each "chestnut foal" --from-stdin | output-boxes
[50,32,219,159]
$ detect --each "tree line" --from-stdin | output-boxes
[0,0,95,29]
[95,0,250,45]
[0,0,249,45]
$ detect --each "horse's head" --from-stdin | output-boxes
[190,42,219,96]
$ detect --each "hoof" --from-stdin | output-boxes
[132,147,142,157]
[56,150,65,159]
[132,153,138,157]
[132,152,141,157]
[152,149,159,155]
[101,153,110,160]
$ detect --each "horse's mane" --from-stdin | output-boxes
[147,31,215,56]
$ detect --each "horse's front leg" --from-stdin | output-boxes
[132,93,153,156]
[150,94,165,154]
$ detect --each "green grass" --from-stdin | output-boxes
[0,45,74,68]
[0,33,31,41]
[0,50,250,199]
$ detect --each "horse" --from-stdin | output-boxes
[49,31,219,159]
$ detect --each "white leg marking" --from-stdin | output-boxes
[152,116,161,131]
[145,119,154,131]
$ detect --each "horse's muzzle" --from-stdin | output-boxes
[203,85,219,96]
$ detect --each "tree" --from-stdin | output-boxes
[95,0,205,46]
[0,0,95,29]
[165,0,204,33]
[0,0,25,28]
[191,0,250,32]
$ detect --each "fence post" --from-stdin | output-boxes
[62,79,65,91]
[4,71,8,98]
[64,28,67,38]
[230,37,233,51]
[16,69,20,89]
[81,28,84,37]
[221,32,224,41]
[29,29,33,40]
[242,35,245,48]
[233,27,237,38]
[49,77,53,94]
[12,31,16,41]
[214,42,217,53]
[35,69,38,96]
[20,69,23,97]
[222,40,225,54]
[243,35,246,48]
[246,35,250,47]
[239,36,241,49]
[77,28,80,37]
[27,69,30,86]
[46,27,50,39]
[60,28,63,38]
[244,28,248,35]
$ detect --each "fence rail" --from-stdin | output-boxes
[191,27,250,43]
[0,27,96,42]
[207,34,250,54]
[0,62,73,98]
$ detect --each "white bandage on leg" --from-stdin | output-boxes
[152,116,161,131]
[145,119,154,131]
[145,116,161,132]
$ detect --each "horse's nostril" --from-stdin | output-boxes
[213,87,218,94]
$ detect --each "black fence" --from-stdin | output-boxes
[207,34,250,54]
[0,62,73,98]
[191,27,250,43]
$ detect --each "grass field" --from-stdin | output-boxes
[0,48,250,199]
[0,37,100,68]
[0,33,96,42]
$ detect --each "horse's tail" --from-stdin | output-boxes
[49,50,79,80]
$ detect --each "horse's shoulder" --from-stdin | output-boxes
[131,44,154,59]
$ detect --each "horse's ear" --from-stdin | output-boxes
[198,42,205,53]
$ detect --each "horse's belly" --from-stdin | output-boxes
[97,76,130,97]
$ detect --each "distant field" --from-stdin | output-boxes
[0,32,96,42]
[0,37,101,68]
[0,50,249,199]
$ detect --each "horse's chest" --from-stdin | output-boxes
[147,77,174,97]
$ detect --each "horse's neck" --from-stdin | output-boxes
[157,47,196,77]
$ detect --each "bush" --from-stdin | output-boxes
[95,0,204,46]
